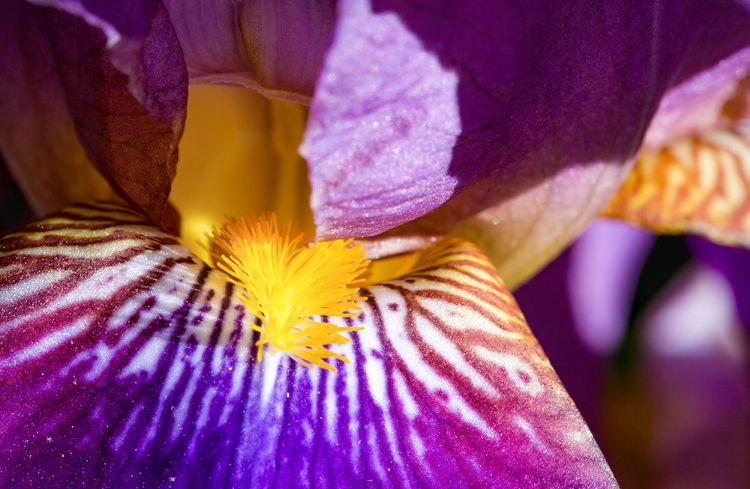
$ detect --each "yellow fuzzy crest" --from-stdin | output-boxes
[211,214,369,371]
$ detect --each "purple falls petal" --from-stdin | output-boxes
[162,0,336,103]
[2,0,187,230]
[301,0,750,286]
[0,202,616,488]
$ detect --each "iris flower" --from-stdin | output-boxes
[0,0,749,487]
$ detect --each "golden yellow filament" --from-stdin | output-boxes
[210,214,369,371]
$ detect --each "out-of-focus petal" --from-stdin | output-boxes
[689,237,750,328]
[603,125,750,247]
[301,0,750,286]
[0,0,187,230]
[0,0,118,215]
[568,220,655,354]
[640,265,747,488]
[0,202,616,488]
[162,0,336,103]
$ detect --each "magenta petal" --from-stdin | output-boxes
[302,0,750,250]
[0,203,616,488]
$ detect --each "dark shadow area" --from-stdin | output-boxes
[614,236,692,374]
[370,0,750,232]
[0,155,33,235]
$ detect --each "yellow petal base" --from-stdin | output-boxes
[603,125,750,246]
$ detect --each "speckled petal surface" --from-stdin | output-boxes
[301,0,750,287]
[1,0,186,230]
[0,202,616,488]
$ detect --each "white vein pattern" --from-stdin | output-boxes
[0,202,616,488]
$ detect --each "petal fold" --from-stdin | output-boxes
[0,202,615,488]
[302,0,750,286]
[161,0,336,103]
[0,0,187,230]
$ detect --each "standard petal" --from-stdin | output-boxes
[301,0,750,286]
[161,0,336,103]
[0,202,615,488]
[1,0,187,230]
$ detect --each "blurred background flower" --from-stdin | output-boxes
[514,220,748,488]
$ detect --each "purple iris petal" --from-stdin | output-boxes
[568,221,655,354]
[161,0,336,103]
[0,202,616,488]
[688,237,750,328]
[1,0,186,230]
[302,0,750,281]
[640,264,747,487]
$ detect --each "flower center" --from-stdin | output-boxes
[210,213,369,371]
[170,85,314,263]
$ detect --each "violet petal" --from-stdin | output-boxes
[302,0,750,284]
[3,0,187,230]
[162,0,336,103]
[0,202,616,488]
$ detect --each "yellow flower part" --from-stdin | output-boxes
[210,214,370,371]
[171,85,314,264]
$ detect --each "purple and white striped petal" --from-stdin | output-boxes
[0,202,616,488]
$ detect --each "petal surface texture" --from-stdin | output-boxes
[0,0,116,215]
[603,125,750,247]
[301,0,750,286]
[161,0,336,103]
[0,0,187,229]
[0,202,616,488]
